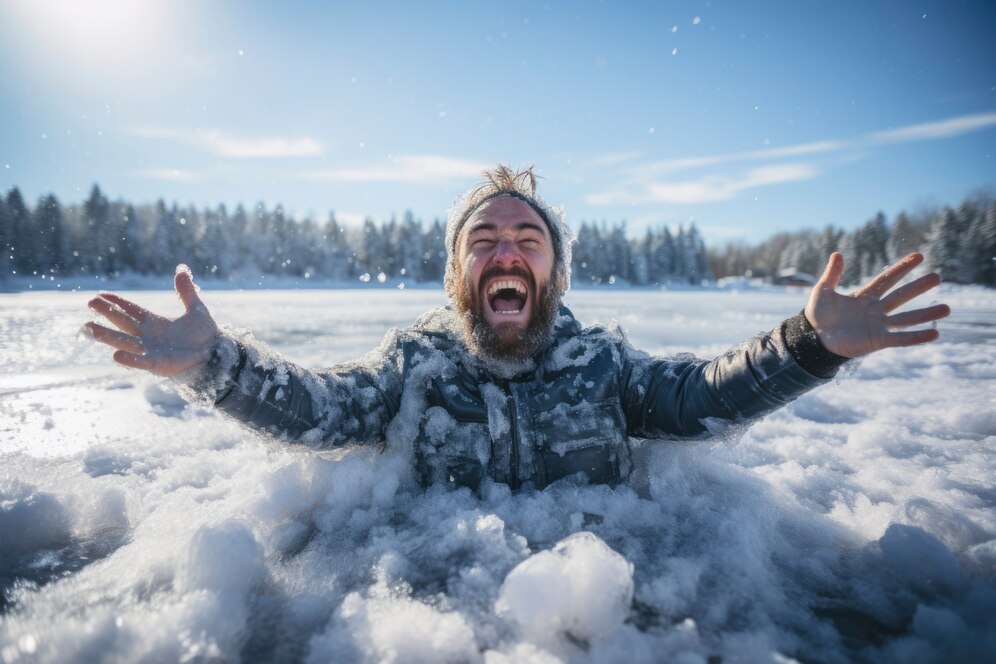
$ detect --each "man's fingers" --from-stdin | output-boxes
[886,328,940,348]
[887,304,951,329]
[880,272,942,312]
[818,252,844,290]
[86,322,144,354]
[856,252,924,299]
[88,297,142,335]
[112,349,203,377]
[174,265,206,314]
[112,350,157,372]
[97,292,151,322]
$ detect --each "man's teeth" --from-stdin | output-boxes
[486,279,527,297]
[495,309,521,315]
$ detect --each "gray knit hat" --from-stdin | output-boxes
[444,165,574,298]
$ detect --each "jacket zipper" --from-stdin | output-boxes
[506,383,520,490]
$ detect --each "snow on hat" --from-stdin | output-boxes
[444,165,574,298]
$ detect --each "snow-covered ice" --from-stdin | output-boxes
[1,285,994,663]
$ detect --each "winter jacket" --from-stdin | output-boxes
[190,305,844,490]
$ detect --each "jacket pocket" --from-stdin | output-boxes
[534,399,628,486]
[416,407,489,488]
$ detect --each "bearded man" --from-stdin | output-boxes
[85,165,950,491]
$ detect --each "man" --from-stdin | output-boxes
[85,166,950,491]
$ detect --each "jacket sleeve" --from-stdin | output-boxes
[179,327,403,448]
[620,313,848,439]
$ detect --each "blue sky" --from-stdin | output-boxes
[1,0,994,243]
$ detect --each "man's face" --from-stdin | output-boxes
[453,196,560,361]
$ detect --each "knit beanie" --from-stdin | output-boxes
[444,166,574,298]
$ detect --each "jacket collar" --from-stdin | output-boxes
[412,303,581,380]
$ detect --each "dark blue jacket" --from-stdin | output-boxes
[193,306,840,490]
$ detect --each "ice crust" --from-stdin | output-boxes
[1,286,994,663]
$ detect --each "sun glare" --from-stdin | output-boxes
[10,0,170,70]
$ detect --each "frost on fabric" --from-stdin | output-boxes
[480,383,510,440]
[547,329,611,372]
[174,325,247,405]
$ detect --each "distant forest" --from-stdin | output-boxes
[709,193,996,288]
[1,184,993,287]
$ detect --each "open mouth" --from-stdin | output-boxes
[486,278,528,315]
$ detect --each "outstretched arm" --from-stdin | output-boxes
[805,252,950,358]
[85,265,218,377]
[624,252,950,439]
[85,265,402,447]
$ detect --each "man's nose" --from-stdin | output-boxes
[492,239,523,267]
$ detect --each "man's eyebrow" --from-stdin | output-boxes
[515,221,547,234]
[466,221,546,234]
[466,222,497,234]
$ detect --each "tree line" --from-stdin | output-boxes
[0,185,712,286]
[1,184,992,287]
[707,193,996,287]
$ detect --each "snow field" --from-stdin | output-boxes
[0,285,993,663]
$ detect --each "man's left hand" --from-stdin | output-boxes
[805,252,950,359]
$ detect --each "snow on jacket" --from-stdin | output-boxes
[188,305,842,490]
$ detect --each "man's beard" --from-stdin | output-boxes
[454,265,561,363]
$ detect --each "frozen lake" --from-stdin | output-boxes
[1,284,994,662]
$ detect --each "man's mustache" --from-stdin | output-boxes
[477,266,536,295]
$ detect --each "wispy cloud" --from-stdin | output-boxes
[640,141,842,174]
[869,111,996,144]
[303,155,490,183]
[129,126,323,158]
[587,163,820,205]
[586,111,996,206]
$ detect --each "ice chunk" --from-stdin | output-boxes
[308,583,478,664]
[0,482,71,557]
[180,521,265,597]
[496,531,634,645]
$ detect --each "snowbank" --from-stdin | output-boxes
[1,287,993,662]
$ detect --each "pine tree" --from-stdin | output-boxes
[837,232,862,286]
[572,222,594,283]
[0,195,10,278]
[321,213,353,280]
[227,205,250,278]
[630,231,651,285]
[149,200,177,274]
[247,202,275,274]
[796,236,821,278]
[654,227,676,282]
[964,204,996,286]
[33,194,67,275]
[79,185,111,275]
[981,203,996,287]
[814,226,839,260]
[608,223,630,283]
[6,188,33,275]
[926,207,965,283]
[887,212,923,260]
[396,211,425,281]
[199,205,228,277]
[421,218,446,282]
[117,204,143,273]
[358,217,384,277]
[859,212,890,279]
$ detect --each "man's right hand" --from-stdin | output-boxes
[85,266,219,377]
